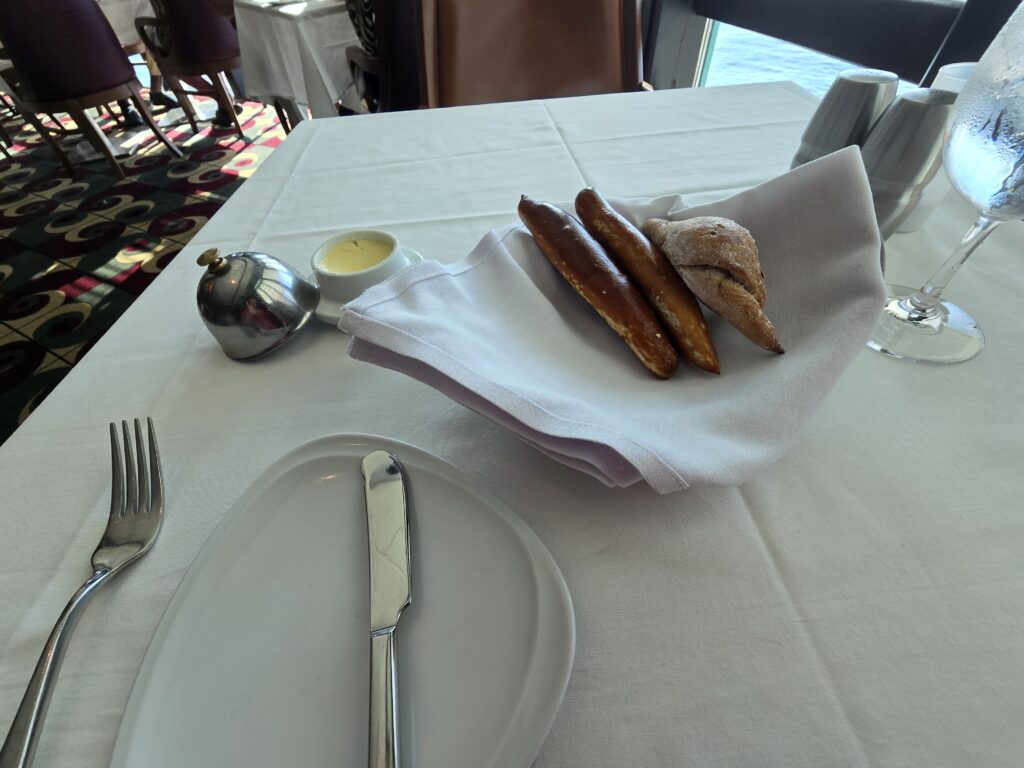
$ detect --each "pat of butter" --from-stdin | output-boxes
[321,239,393,273]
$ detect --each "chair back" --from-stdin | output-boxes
[151,0,240,68]
[348,0,424,111]
[420,0,641,107]
[0,0,134,103]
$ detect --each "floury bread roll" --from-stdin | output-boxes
[644,217,784,354]
[575,187,720,374]
[518,195,679,379]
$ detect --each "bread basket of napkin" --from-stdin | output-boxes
[340,148,885,492]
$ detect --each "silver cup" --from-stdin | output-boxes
[861,87,958,239]
[791,68,899,168]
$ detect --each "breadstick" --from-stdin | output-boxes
[575,187,720,374]
[518,195,679,379]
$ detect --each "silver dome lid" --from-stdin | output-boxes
[196,248,319,360]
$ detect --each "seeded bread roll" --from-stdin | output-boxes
[575,187,720,374]
[518,195,679,379]
[644,217,784,354]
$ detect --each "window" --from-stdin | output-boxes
[701,23,854,97]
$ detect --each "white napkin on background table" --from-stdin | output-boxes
[340,147,884,493]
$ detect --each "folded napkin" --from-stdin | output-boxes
[340,148,884,493]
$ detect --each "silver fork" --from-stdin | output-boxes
[0,419,164,768]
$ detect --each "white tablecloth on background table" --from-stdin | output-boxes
[235,0,358,119]
[1,83,1022,767]
[97,0,152,47]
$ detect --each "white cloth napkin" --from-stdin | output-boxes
[340,147,884,493]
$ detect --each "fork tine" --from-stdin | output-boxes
[122,420,137,516]
[109,423,124,519]
[147,417,164,516]
[134,419,150,514]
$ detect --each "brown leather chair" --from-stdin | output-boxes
[422,0,642,107]
[348,0,642,112]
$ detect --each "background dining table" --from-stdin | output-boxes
[1,82,1022,767]
[234,0,359,124]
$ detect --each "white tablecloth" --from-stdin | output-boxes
[235,0,357,118]
[1,83,1022,767]
[97,0,151,47]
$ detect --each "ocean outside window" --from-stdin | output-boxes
[702,22,854,97]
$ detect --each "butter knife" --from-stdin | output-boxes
[361,451,412,768]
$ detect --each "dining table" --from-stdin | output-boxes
[1,81,1022,767]
[234,0,359,124]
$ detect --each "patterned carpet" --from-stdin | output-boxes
[0,95,286,445]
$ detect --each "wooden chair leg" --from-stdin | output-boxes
[69,107,124,178]
[166,76,198,133]
[127,81,183,158]
[0,119,13,151]
[213,71,246,140]
[47,113,70,134]
[272,99,292,134]
[22,111,74,174]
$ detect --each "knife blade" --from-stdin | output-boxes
[362,450,411,768]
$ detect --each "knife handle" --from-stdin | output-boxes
[369,628,399,768]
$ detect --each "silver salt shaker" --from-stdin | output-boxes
[791,68,899,168]
[861,87,958,239]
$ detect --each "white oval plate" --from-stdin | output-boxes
[110,434,574,768]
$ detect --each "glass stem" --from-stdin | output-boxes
[908,216,1001,316]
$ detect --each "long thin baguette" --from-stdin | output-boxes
[575,187,720,374]
[518,195,679,379]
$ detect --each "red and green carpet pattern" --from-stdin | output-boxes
[0,97,285,445]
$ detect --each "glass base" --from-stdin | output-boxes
[866,285,984,364]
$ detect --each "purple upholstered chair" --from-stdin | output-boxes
[136,0,246,138]
[0,0,182,178]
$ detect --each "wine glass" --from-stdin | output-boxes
[867,7,1024,364]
